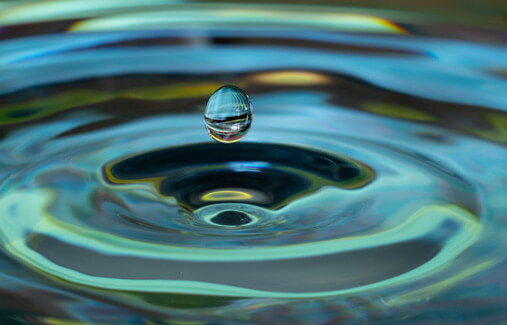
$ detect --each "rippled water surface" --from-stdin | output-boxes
[0,1,506,324]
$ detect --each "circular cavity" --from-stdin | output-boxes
[210,211,252,226]
[106,142,374,210]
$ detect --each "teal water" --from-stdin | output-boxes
[0,1,506,324]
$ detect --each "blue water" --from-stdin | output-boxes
[0,1,506,324]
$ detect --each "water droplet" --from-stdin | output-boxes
[211,211,252,226]
[204,85,252,144]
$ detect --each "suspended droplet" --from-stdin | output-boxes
[204,85,252,144]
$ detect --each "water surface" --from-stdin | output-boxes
[0,1,506,324]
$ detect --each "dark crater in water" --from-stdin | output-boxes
[106,143,374,209]
[211,211,252,226]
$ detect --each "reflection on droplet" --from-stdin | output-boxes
[204,85,252,144]
[211,211,252,226]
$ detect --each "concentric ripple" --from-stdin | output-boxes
[0,114,484,298]
[0,1,506,324]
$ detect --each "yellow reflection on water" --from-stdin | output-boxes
[249,71,332,86]
[201,190,253,201]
